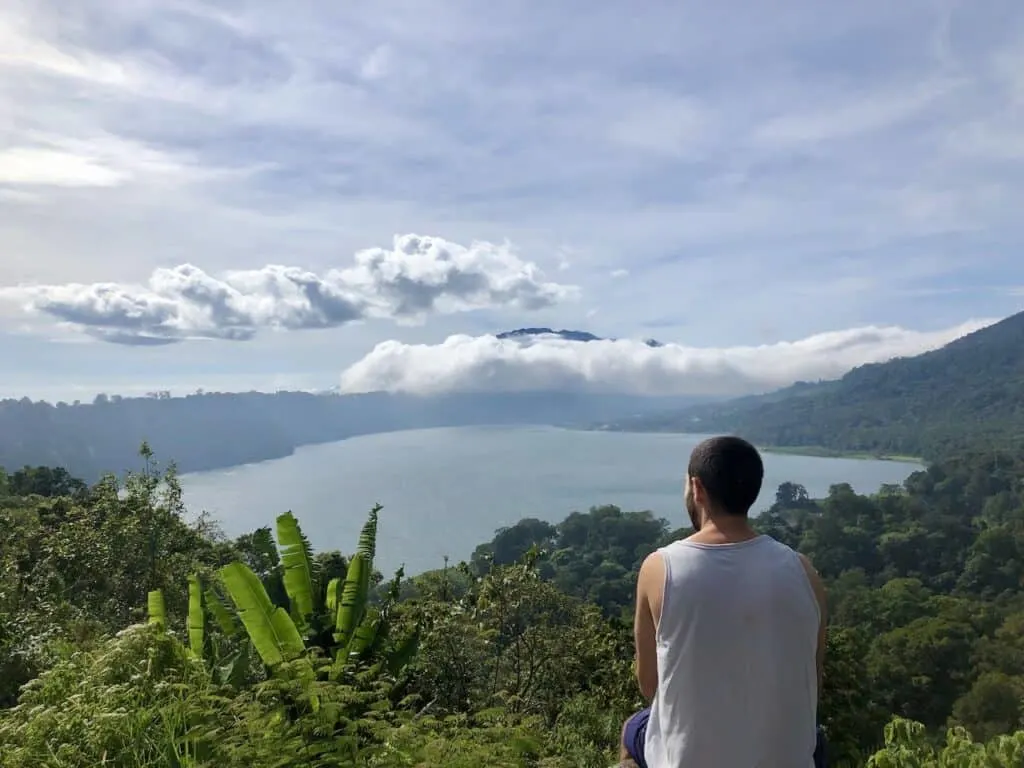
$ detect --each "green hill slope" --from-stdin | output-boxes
[607,311,1024,461]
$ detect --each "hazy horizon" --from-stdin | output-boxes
[1,315,1006,404]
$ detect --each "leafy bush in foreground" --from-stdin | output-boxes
[866,717,1024,767]
[4,448,1024,766]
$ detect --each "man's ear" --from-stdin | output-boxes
[691,476,707,506]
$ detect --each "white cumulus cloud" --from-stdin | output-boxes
[337,318,997,397]
[1,234,577,344]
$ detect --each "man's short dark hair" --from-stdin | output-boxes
[687,436,764,516]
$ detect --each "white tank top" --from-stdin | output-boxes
[644,535,820,768]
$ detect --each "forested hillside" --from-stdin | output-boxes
[606,311,1024,462]
[2,448,1023,766]
[0,390,704,481]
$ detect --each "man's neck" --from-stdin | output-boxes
[687,515,759,545]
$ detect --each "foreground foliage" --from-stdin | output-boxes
[2,447,1024,766]
[866,718,1024,767]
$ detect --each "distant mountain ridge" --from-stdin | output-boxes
[495,327,664,347]
[0,388,709,482]
[0,325,696,479]
[7,315,1013,479]
[602,311,1024,461]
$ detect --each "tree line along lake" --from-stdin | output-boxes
[180,424,923,575]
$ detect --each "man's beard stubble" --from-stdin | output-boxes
[685,485,701,531]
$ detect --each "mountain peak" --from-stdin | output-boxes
[495,327,663,347]
[495,327,602,343]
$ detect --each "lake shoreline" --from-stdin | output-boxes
[756,444,923,464]
[182,424,926,479]
[579,427,925,465]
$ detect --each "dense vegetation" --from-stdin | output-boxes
[606,311,1024,462]
[2,445,1023,766]
[0,390,702,481]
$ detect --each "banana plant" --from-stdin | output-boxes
[331,505,380,668]
[238,525,288,608]
[325,577,343,613]
[213,504,419,682]
[276,511,318,632]
[205,585,241,637]
[219,561,305,667]
[334,552,369,648]
[187,573,204,657]
[146,578,254,687]
[202,581,253,687]
[143,503,420,721]
[235,510,329,637]
[147,589,167,629]
[357,504,379,563]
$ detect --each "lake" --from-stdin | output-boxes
[181,425,923,575]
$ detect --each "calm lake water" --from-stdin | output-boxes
[181,425,923,575]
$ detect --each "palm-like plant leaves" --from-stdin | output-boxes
[335,553,370,649]
[357,504,381,562]
[147,589,167,629]
[276,511,317,623]
[187,574,205,656]
[205,586,239,637]
[348,612,380,658]
[219,561,304,667]
[325,577,342,613]
[136,504,420,689]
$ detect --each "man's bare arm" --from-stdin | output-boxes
[798,553,828,701]
[634,552,663,701]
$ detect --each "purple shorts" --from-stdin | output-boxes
[624,711,827,768]
[623,708,650,768]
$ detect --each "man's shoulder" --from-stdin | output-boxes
[638,549,666,584]
[792,548,820,578]
[760,536,813,566]
[756,539,826,598]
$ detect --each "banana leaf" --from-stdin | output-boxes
[219,561,305,667]
[325,577,342,613]
[334,553,369,648]
[348,611,380,659]
[187,574,205,657]
[147,589,167,630]
[276,511,317,623]
[357,505,381,564]
[205,586,239,637]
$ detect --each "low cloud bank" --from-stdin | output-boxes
[1,235,576,344]
[338,318,996,396]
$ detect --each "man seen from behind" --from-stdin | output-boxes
[620,436,828,767]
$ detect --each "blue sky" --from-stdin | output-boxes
[0,0,1021,400]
